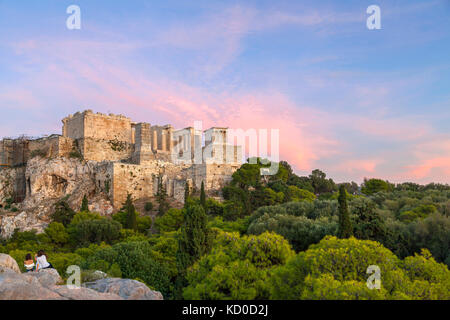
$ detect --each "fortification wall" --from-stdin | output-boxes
[79,138,134,162]
[62,110,135,161]
[189,163,240,196]
[62,112,85,139]
[110,161,192,208]
[84,111,133,143]
[28,135,74,159]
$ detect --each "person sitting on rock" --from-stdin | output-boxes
[35,250,54,271]
[24,253,35,272]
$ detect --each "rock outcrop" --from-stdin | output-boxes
[0,254,162,300]
[0,253,21,273]
[83,278,164,300]
[28,268,62,287]
[0,157,114,238]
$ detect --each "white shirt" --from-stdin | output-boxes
[24,262,35,270]
[36,255,50,269]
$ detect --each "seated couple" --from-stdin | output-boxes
[24,250,54,272]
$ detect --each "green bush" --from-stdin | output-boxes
[154,208,184,232]
[85,241,171,297]
[73,219,122,246]
[183,231,295,300]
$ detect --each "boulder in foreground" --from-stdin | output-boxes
[83,278,163,300]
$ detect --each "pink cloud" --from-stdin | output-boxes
[3,36,450,184]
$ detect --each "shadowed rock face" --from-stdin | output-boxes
[83,278,164,300]
[0,254,162,300]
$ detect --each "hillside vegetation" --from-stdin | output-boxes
[1,159,449,300]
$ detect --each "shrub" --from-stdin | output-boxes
[183,231,295,300]
[154,208,184,233]
[74,219,122,246]
[85,241,171,297]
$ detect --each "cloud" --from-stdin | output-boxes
[1,2,449,184]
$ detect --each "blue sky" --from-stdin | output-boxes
[0,0,449,183]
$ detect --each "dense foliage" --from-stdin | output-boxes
[1,158,449,300]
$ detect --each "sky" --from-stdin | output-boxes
[0,0,449,184]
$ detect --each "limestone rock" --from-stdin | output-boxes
[0,211,47,239]
[27,268,62,287]
[0,254,123,300]
[82,270,108,283]
[0,271,63,300]
[0,253,21,273]
[0,168,18,206]
[50,285,122,300]
[0,157,114,239]
[83,278,163,300]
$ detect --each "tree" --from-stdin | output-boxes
[144,202,153,213]
[84,241,171,297]
[121,194,137,231]
[352,198,386,242]
[175,204,210,298]
[361,178,392,195]
[269,236,450,300]
[81,195,89,212]
[154,208,184,232]
[183,231,294,300]
[184,182,190,207]
[287,175,315,193]
[248,213,337,252]
[52,199,76,226]
[156,175,170,216]
[176,205,210,272]
[309,169,336,194]
[285,186,316,202]
[74,219,122,246]
[338,185,353,238]
[45,222,69,245]
[200,181,206,210]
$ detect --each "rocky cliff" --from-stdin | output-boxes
[0,157,113,238]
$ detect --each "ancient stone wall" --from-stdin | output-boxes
[80,138,134,162]
[132,123,153,164]
[62,110,135,161]
[62,111,84,139]
[28,135,73,159]
[63,110,133,143]
[109,161,192,208]
[188,163,240,196]
[1,110,244,215]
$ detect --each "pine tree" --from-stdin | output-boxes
[200,181,206,210]
[175,204,210,298]
[123,193,137,230]
[338,185,353,238]
[156,175,169,216]
[81,195,89,212]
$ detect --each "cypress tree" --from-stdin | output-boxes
[200,181,206,210]
[175,204,210,298]
[338,185,353,238]
[123,193,137,230]
[156,175,169,216]
[81,195,89,212]
[184,182,190,207]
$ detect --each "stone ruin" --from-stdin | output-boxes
[0,110,243,212]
